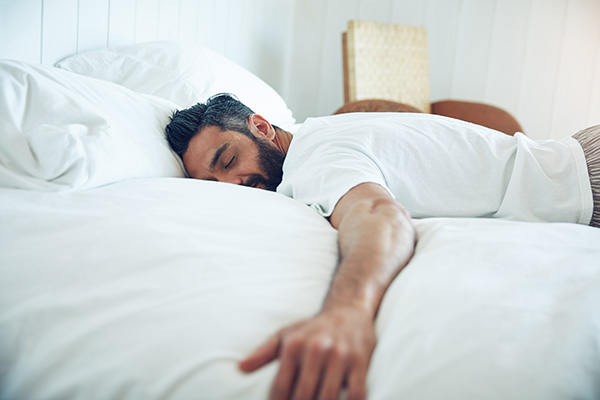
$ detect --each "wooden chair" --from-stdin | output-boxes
[336,20,523,136]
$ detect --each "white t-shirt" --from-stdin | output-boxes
[276,113,593,224]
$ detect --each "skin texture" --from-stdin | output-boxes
[182,115,417,400]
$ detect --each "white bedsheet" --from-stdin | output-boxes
[1,178,599,399]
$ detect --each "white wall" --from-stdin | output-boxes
[0,0,294,96]
[286,0,600,140]
[1,0,599,140]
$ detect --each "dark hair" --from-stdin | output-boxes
[165,93,255,158]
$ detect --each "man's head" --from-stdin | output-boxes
[165,94,285,191]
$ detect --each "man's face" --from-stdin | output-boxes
[182,125,285,191]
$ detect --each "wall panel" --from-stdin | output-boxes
[0,0,42,63]
[517,0,567,138]
[220,0,245,64]
[42,0,78,65]
[424,0,461,101]
[314,0,361,113]
[78,0,110,53]
[157,0,180,41]
[178,0,199,41]
[210,1,231,56]
[135,0,160,43]
[357,0,393,22]
[484,0,530,117]
[390,0,426,25]
[194,0,216,46]
[285,0,329,117]
[450,0,496,101]
[589,38,600,127]
[236,1,258,73]
[550,0,600,138]
[108,0,136,47]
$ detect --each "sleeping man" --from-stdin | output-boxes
[165,93,599,400]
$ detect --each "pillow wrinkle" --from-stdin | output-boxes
[0,60,184,191]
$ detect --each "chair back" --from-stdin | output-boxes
[343,20,431,113]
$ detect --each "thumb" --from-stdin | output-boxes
[238,332,281,373]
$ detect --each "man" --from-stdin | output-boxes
[165,93,599,400]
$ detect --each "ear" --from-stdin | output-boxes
[247,114,276,141]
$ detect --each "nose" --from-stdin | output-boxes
[215,172,244,186]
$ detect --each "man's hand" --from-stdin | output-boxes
[239,306,376,400]
[241,183,415,400]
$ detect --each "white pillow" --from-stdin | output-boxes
[56,41,297,130]
[0,60,184,191]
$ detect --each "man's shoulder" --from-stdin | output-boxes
[294,112,414,138]
[300,111,424,125]
[295,112,463,134]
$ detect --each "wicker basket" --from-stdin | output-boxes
[344,20,431,113]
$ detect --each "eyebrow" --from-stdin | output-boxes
[210,143,229,170]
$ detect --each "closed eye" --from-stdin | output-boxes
[225,156,235,169]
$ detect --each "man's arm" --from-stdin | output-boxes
[239,182,416,400]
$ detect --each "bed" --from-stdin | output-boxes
[1,41,599,400]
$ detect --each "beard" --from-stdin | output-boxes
[244,136,285,192]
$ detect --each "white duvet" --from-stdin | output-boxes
[1,178,599,400]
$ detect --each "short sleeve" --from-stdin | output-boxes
[277,149,393,217]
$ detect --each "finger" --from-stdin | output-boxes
[239,333,281,373]
[346,364,368,400]
[270,336,303,400]
[291,338,331,400]
[317,344,346,400]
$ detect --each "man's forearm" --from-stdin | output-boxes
[239,183,416,400]
[324,194,416,318]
